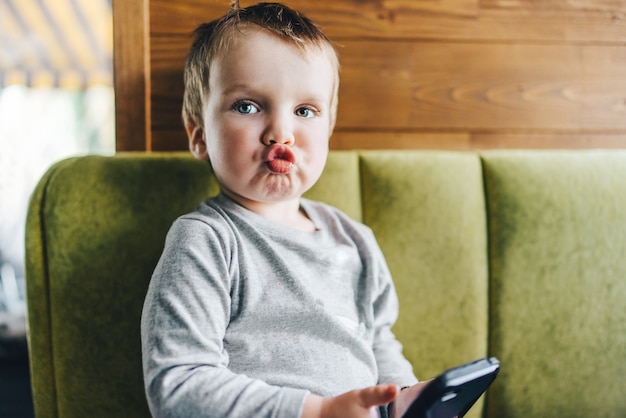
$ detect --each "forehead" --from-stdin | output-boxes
[209,26,338,89]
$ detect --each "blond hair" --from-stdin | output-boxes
[182,2,340,131]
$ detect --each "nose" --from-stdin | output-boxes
[262,111,295,146]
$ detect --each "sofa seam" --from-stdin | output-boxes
[477,152,494,418]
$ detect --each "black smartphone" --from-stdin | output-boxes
[401,357,500,418]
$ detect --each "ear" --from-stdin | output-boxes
[185,118,209,161]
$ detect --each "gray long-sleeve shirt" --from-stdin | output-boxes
[141,193,417,418]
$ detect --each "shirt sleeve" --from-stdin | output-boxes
[141,217,309,418]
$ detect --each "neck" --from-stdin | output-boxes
[222,191,317,232]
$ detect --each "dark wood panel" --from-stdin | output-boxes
[117,0,626,151]
[150,34,187,137]
[152,128,188,151]
[113,0,150,151]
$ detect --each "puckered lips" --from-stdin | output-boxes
[264,144,296,174]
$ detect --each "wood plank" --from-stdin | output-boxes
[151,128,192,151]
[310,1,626,43]
[149,0,626,43]
[336,41,626,131]
[112,0,151,151]
[332,132,626,150]
[466,8,626,43]
[113,0,151,151]
[330,132,472,150]
[481,0,626,12]
[471,133,626,149]
[149,33,188,147]
[150,0,227,35]
[148,0,479,36]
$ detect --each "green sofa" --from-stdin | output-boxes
[25,150,626,418]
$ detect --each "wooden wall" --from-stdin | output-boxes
[113,0,626,151]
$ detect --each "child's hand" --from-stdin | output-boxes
[303,384,399,418]
[388,381,431,418]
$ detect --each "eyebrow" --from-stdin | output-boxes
[220,83,257,97]
[220,83,330,106]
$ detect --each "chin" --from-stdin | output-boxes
[259,176,303,200]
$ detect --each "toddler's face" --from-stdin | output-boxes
[201,27,336,208]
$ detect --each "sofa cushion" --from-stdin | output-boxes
[26,153,218,417]
[359,151,489,386]
[482,151,626,418]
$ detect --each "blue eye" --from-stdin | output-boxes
[233,101,259,114]
[295,107,314,118]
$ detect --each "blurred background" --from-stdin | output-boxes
[0,1,114,416]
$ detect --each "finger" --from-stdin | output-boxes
[359,384,399,408]
[404,380,430,400]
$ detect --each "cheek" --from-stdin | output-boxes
[209,124,260,171]
[301,129,330,175]
[313,147,329,175]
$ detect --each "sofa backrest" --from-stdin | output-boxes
[356,152,489,377]
[25,151,626,418]
[481,151,626,418]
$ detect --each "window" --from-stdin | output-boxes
[0,0,113,345]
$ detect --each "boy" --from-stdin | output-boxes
[141,2,425,417]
